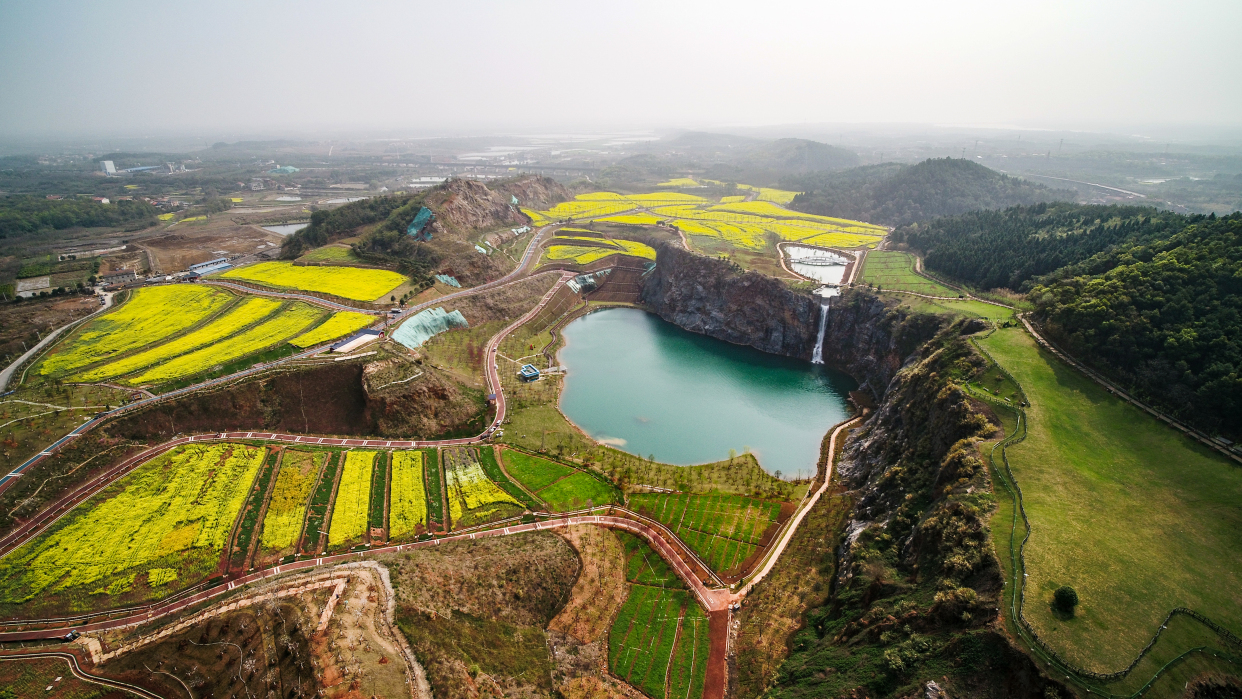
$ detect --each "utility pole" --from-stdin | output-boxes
[1057,138,1064,153]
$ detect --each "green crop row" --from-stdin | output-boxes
[229,449,279,570]
[617,531,684,588]
[477,447,538,510]
[301,451,341,554]
[422,449,444,531]
[369,451,389,531]
[608,585,687,698]
[668,603,711,699]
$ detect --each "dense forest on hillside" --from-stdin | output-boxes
[280,192,425,258]
[599,136,859,188]
[893,202,1189,290]
[1031,213,1241,439]
[784,158,1072,226]
[900,202,1241,440]
[0,195,159,238]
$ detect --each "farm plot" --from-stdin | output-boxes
[388,451,429,539]
[300,452,342,554]
[219,261,406,302]
[441,447,523,529]
[668,602,711,699]
[124,302,323,386]
[630,492,783,575]
[289,310,374,348]
[617,530,685,589]
[478,447,539,510]
[37,285,232,377]
[859,250,960,296]
[228,449,280,570]
[258,449,322,555]
[298,245,361,264]
[500,449,620,511]
[328,451,376,547]
[530,190,884,253]
[608,584,693,699]
[369,451,389,533]
[0,442,264,613]
[71,296,282,382]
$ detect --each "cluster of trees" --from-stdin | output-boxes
[901,201,1240,439]
[279,193,425,258]
[1029,213,1241,439]
[784,158,1072,227]
[0,195,158,238]
[893,202,1189,290]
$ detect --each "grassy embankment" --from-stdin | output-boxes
[980,326,1242,692]
[860,250,1013,320]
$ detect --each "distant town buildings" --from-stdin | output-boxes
[98,270,137,285]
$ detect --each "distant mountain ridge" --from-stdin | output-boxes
[784,158,1074,226]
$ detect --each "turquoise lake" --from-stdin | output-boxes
[557,308,856,477]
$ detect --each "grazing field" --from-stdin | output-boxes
[980,326,1242,672]
[259,449,321,553]
[389,450,429,538]
[328,451,375,546]
[630,492,783,575]
[219,261,406,301]
[442,447,523,529]
[71,296,281,382]
[859,251,960,296]
[37,285,232,376]
[0,442,264,612]
[125,302,322,385]
[289,310,374,348]
[500,449,621,511]
[529,190,884,253]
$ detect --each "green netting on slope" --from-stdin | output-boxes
[392,307,469,349]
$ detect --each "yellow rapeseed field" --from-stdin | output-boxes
[259,450,321,552]
[389,451,428,538]
[289,311,374,348]
[0,442,264,605]
[530,189,883,253]
[328,451,375,546]
[657,177,700,187]
[72,296,282,382]
[125,302,323,386]
[220,261,406,302]
[38,285,232,377]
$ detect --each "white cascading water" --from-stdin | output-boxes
[811,299,830,364]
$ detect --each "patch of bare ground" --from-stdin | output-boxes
[446,272,559,326]
[549,525,629,643]
[313,566,416,699]
[0,294,100,366]
[729,487,852,698]
[380,532,580,699]
[95,590,325,699]
[545,525,645,698]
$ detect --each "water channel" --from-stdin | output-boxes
[557,308,855,477]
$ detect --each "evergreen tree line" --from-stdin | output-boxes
[0,195,159,238]
[900,201,1241,439]
[783,158,1071,227]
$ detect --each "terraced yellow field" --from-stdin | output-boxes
[72,296,282,382]
[37,285,232,377]
[530,189,883,252]
[219,261,406,301]
[289,311,374,348]
[125,302,323,386]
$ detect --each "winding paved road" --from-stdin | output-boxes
[0,292,114,393]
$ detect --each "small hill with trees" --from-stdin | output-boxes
[784,158,1073,226]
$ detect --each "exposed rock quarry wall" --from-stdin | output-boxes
[639,243,941,397]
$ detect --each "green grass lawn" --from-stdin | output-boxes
[980,326,1242,673]
[859,251,960,296]
[500,449,621,511]
[886,294,1014,320]
[297,245,361,264]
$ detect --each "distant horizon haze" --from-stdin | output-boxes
[1,0,1239,139]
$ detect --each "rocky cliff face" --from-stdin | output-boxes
[639,243,941,397]
[428,175,569,237]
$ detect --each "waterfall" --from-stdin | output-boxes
[811,299,830,364]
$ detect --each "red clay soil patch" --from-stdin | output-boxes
[703,609,729,699]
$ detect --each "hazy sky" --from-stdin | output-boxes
[2,0,1239,138]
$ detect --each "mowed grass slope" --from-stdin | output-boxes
[981,326,1242,670]
[860,251,960,296]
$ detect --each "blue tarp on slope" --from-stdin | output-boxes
[392,306,469,349]
[407,207,435,239]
